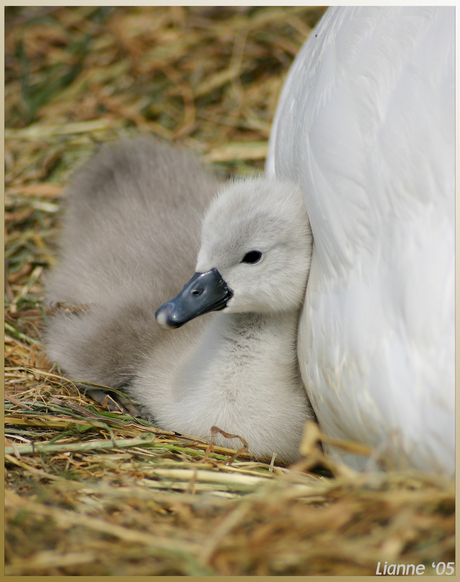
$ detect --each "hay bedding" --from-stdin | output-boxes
[5,6,454,576]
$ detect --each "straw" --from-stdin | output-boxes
[5,6,454,576]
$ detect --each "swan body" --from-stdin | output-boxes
[267,7,455,473]
[45,138,314,463]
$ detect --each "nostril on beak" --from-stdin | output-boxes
[191,289,203,297]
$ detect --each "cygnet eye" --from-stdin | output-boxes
[241,250,262,264]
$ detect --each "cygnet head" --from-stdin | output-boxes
[156,178,312,328]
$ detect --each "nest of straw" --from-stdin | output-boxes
[5,7,454,576]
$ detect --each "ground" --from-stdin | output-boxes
[5,6,455,575]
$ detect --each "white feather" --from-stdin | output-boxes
[266,7,454,473]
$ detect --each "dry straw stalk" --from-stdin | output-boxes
[5,6,454,576]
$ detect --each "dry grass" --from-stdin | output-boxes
[5,6,455,575]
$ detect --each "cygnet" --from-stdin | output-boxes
[44,138,314,463]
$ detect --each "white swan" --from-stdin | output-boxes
[45,138,314,464]
[266,7,455,473]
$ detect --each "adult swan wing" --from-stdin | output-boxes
[267,7,455,474]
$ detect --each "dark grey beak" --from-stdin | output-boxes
[155,268,233,329]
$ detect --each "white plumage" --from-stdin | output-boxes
[266,7,455,473]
